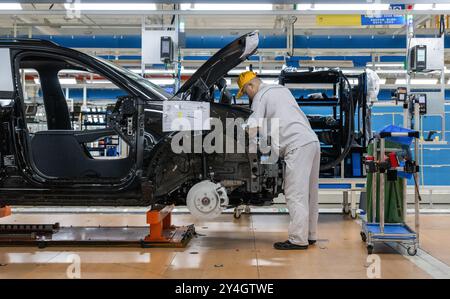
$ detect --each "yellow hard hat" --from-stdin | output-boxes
[236,71,257,98]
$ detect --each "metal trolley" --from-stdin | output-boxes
[360,130,420,256]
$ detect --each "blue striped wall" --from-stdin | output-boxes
[62,87,450,185]
[16,33,449,185]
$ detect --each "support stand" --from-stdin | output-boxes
[0,206,11,218]
[0,204,195,248]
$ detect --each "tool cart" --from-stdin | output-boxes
[360,128,421,256]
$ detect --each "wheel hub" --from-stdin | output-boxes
[186,180,229,219]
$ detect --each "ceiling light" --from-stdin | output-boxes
[435,4,450,10]
[180,3,272,10]
[373,69,407,74]
[181,68,197,74]
[59,78,77,85]
[395,79,437,85]
[34,78,77,85]
[86,80,112,84]
[413,4,434,10]
[414,4,450,10]
[149,79,175,85]
[367,62,404,68]
[296,3,390,11]
[0,3,22,10]
[259,69,282,75]
[262,79,278,85]
[130,68,175,75]
[64,3,157,11]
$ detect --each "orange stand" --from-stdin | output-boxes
[144,204,175,242]
[0,206,11,218]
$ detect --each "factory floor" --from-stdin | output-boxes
[0,211,449,279]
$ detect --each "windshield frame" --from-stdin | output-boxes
[91,55,175,100]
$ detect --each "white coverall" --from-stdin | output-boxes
[248,84,320,246]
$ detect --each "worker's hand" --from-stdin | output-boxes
[248,127,258,140]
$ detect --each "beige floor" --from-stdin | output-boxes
[416,215,450,267]
[0,212,441,279]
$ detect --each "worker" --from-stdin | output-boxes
[237,71,320,250]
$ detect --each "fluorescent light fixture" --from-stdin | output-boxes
[296,3,390,11]
[367,62,404,68]
[0,3,22,10]
[181,68,197,74]
[373,69,407,74]
[435,4,450,10]
[228,69,248,75]
[148,78,175,85]
[180,3,272,10]
[86,80,112,84]
[23,69,37,74]
[64,3,157,11]
[296,4,312,10]
[262,79,278,85]
[414,4,450,10]
[34,78,77,85]
[59,78,77,85]
[130,68,175,75]
[414,4,434,10]
[259,69,282,75]
[395,79,437,85]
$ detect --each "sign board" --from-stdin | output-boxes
[361,15,405,25]
[142,30,178,65]
[316,14,361,26]
[361,4,405,26]
[162,101,210,132]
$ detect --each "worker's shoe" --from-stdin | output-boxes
[273,240,308,250]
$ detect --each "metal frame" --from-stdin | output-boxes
[361,131,420,256]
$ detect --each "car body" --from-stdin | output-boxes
[0,32,283,212]
[0,32,366,217]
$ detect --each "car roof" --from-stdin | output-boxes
[0,38,61,49]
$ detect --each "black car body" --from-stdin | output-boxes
[0,31,366,214]
[0,32,283,210]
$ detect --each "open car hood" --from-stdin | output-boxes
[175,31,259,96]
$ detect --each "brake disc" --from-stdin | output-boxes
[186,180,229,219]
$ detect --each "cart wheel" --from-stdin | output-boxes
[360,231,367,242]
[367,245,374,255]
[244,206,251,214]
[233,208,242,219]
[407,247,417,256]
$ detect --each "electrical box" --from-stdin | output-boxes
[392,87,407,102]
[409,37,444,71]
[409,45,427,72]
[160,36,173,64]
[416,94,427,115]
[141,30,178,65]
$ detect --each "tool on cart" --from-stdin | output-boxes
[0,204,195,248]
[360,128,420,256]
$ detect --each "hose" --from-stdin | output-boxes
[320,71,355,171]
